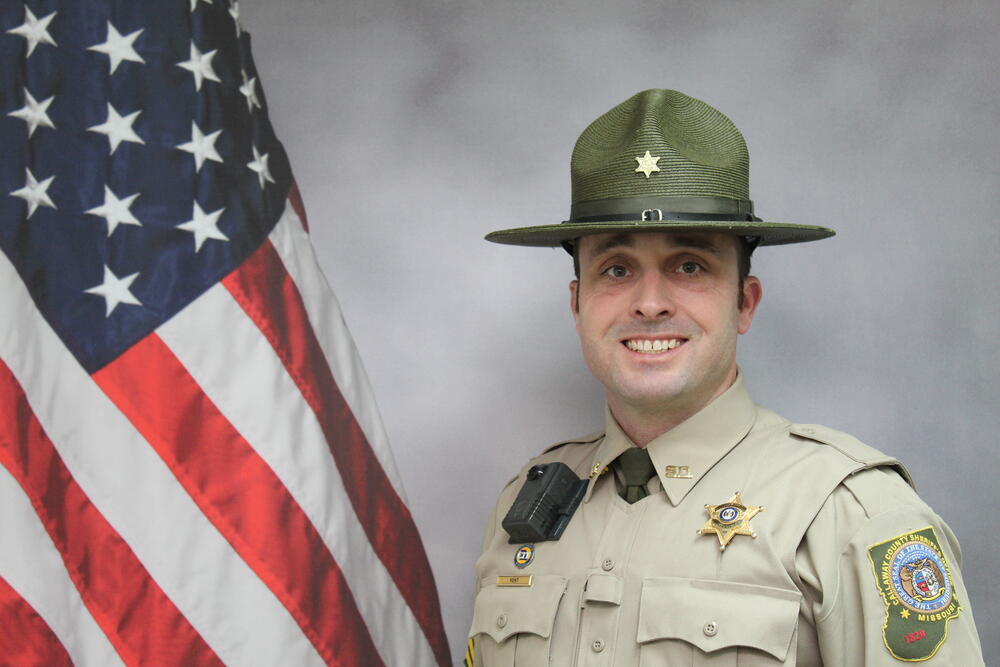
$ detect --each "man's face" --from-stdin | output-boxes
[570,231,762,420]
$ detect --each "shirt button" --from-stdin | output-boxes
[601,558,615,571]
[703,621,718,637]
[591,638,605,652]
[497,613,507,629]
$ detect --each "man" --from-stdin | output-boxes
[466,89,984,665]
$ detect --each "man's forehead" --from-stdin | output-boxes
[578,231,734,259]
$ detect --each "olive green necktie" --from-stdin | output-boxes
[618,447,655,504]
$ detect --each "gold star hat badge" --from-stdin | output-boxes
[634,150,661,178]
[697,492,764,551]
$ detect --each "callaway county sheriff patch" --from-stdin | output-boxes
[867,527,961,661]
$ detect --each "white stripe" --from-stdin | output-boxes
[158,280,438,667]
[0,251,322,667]
[0,463,123,666]
[268,202,408,501]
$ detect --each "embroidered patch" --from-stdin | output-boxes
[867,527,961,661]
[513,544,534,568]
[463,637,474,667]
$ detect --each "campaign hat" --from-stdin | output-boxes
[486,89,834,247]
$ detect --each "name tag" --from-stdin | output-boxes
[497,575,533,587]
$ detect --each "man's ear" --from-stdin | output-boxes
[737,276,762,334]
[569,279,580,320]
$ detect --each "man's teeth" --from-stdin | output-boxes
[625,339,682,353]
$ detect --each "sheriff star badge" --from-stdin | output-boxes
[698,492,764,551]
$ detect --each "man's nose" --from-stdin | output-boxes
[631,271,674,318]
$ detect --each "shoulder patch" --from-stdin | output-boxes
[789,424,914,488]
[867,526,961,661]
[541,431,604,455]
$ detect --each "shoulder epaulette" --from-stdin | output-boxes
[788,423,914,488]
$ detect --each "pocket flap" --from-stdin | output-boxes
[638,577,801,660]
[470,575,567,643]
[583,572,622,605]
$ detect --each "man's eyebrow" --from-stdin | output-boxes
[668,234,722,254]
[586,234,635,259]
[585,233,723,259]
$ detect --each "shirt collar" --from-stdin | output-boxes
[584,371,757,506]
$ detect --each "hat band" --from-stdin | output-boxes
[568,195,758,223]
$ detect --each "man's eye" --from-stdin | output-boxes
[678,261,702,275]
[603,265,629,278]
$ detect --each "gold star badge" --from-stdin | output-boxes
[634,150,661,178]
[697,492,764,551]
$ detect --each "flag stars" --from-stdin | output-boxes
[176,122,223,172]
[247,144,275,189]
[177,202,228,252]
[8,88,55,137]
[177,42,221,91]
[10,168,56,218]
[239,71,260,113]
[88,103,144,154]
[88,22,145,74]
[7,6,57,57]
[85,265,142,317]
[86,187,142,236]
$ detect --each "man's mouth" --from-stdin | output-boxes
[623,338,685,354]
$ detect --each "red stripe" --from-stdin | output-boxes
[0,575,72,667]
[0,359,222,667]
[223,240,452,666]
[288,182,309,232]
[92,334,384,666]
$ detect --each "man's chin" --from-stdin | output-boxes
[609,381,689,412]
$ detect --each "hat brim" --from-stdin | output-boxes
[486,219,835,247]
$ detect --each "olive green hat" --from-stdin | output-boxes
[485,89,834,247]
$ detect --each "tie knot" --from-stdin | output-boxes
[618,447,655,487]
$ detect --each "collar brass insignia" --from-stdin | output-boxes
[697,491,764,551]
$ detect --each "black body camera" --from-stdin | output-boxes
[502,462,587,543]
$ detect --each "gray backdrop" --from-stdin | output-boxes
[241,1,999,662]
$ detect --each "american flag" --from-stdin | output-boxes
[0,1,450,665]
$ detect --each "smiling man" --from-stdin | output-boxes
[466,90,984,666]
[571,231,759,446]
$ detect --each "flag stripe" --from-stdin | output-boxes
[0,247,322,667]
[92,334,385,666]
[157,278,437,666]
[288,181,310,232]
[0,359,223,667]
[0,575,73,667]
[222,239,452,666]
[0,462,122,666]
[266,203,406,499]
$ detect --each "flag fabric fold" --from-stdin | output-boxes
[0,2,450,664]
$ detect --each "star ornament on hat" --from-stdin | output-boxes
[485,89,835,248]
[635,150,660,178]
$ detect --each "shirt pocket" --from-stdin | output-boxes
[469,574,567,667]
[637,577,802,667]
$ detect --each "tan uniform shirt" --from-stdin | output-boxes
[469,376,984,666]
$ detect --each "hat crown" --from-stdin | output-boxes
[571,89,750,204]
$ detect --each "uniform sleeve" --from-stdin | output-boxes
[796,466,985,666]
